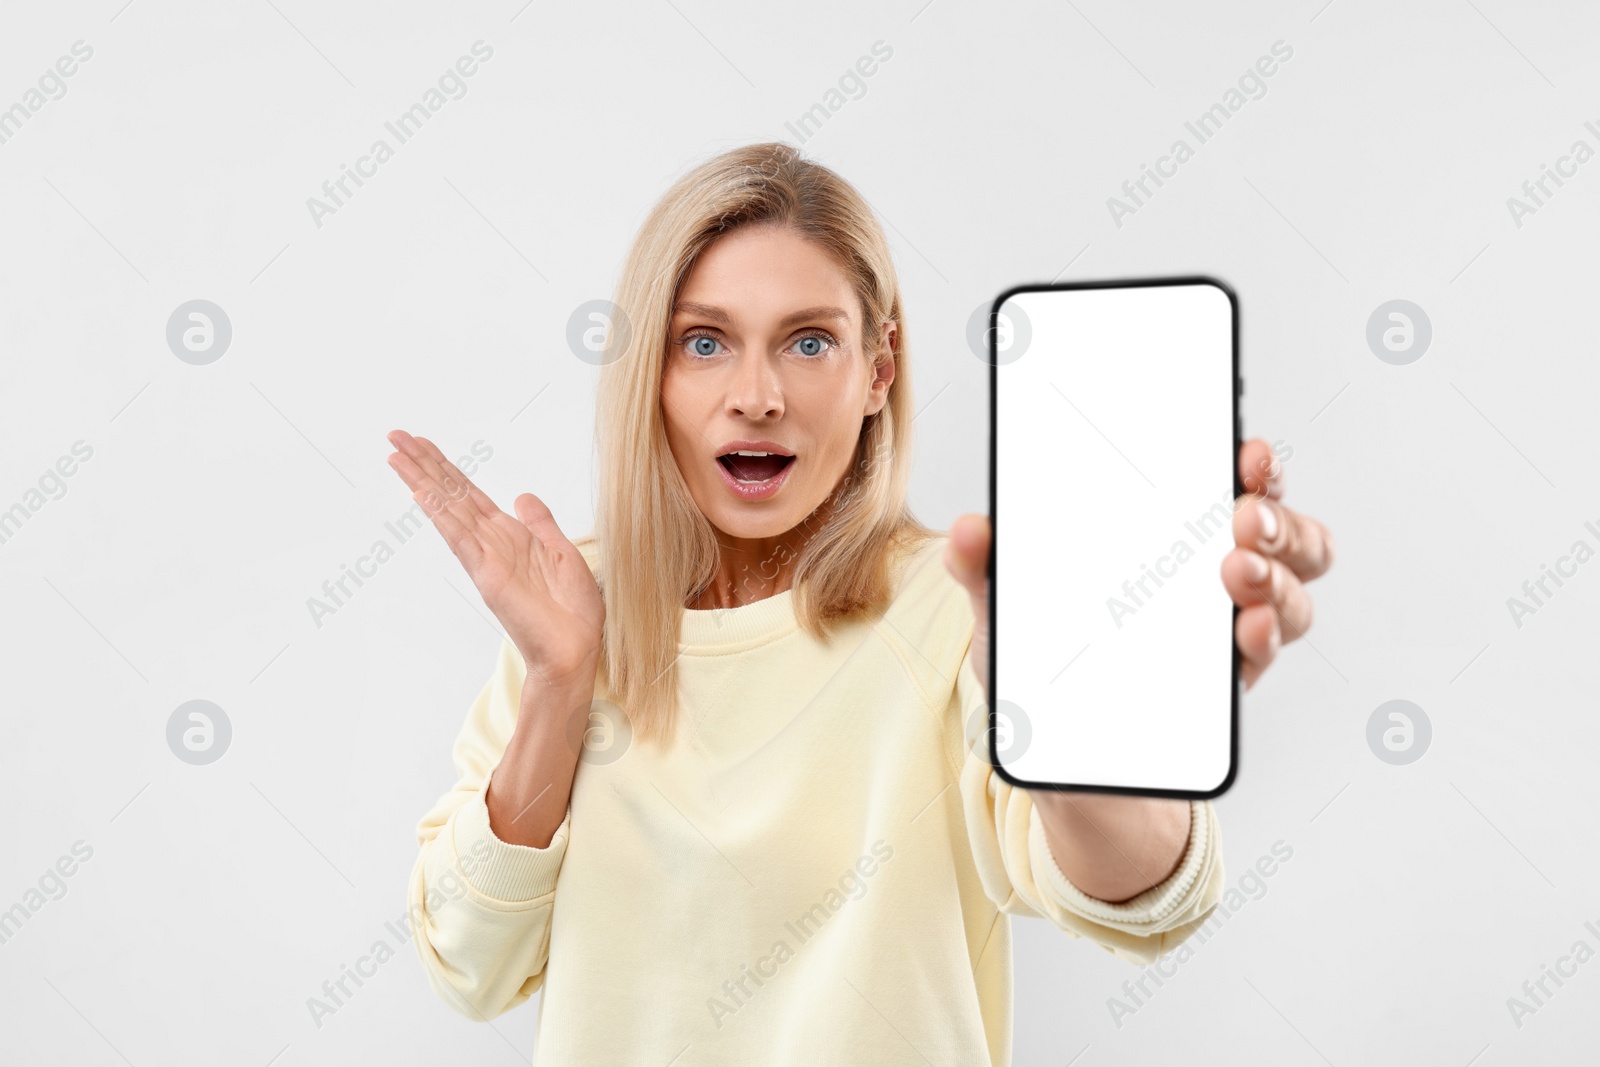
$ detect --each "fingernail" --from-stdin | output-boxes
[1245,551,1269,583]
[1256,499,1279,543]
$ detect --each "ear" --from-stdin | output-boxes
[863,320,897,417]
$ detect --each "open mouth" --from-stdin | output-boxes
[716,450,796,484]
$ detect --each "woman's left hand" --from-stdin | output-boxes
[943,437,1335,901]
[943,436,1336,703]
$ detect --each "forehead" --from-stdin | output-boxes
[674,225,859,324]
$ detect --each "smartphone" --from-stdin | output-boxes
[987,276,1240,799]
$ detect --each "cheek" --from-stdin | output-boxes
[658,381,697,476]
[659,364,682,413]
[813,381,865,459]
[661,364,719,422]
[659,369,696,433]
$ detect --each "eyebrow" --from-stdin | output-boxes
[672,302,852,330]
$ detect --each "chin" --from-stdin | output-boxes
[701,486,819,539]
[709,507,804,540]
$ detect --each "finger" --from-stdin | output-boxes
[413,485,485,572]
[388,430,494,523]
[387,431,465,508]
[1233,495,1335,582]
[408,434,501,522]
[1235,604,1279,689]
[388,428,435,470]
[1220,548,1314,643]
[945,514,992,708]
[386,447,430,494]
[385,429,428,486]
[388,447,482,533]
[1237,438,1284,499]
[388,432,492,571]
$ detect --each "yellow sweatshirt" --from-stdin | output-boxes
[408,534,1225,1065]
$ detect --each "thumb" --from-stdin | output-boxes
[514,492,569,547]
[945,514,992,713]
[944,513,991,594]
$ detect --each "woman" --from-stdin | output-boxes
[388,142,1332,1065]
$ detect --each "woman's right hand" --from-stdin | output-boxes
[385,430,604,689]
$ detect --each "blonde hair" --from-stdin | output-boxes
[583,141,938,745]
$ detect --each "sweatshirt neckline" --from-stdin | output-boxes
[679,587,799,651]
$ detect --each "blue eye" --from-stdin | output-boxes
[678,332,724,357]
[792,331,839,357]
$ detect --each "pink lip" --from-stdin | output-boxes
[715,453,795,501]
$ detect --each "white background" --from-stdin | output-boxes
[2,1,1596,1064]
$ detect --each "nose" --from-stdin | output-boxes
[727,351,783,419]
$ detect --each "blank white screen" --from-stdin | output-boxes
[992,281,1236,795]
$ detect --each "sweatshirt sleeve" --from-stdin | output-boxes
[952,645,1227,966]
[407,636,573,1020]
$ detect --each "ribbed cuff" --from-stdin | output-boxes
[450,771,571,902]
[1029,799,1211,926]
